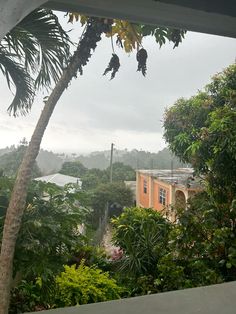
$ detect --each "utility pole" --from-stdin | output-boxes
[110,143,114,183]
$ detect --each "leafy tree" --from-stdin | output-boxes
[107,162,135,182]
[77,148,186,170]
[163,64,236,204]
[112,207,171,278]
[0,11,186,312]
[111,205,222,296]
[0,145,41,178]
[169,192,236,282]
[82,169,107,190]
[83,182,134,231]
[0,146,16,157]
[0,179,90,312]
[0,176,13,217]
[162,64,236,288]
[60,161,87,178]
[60,161,136,190]
[92,182,133,212]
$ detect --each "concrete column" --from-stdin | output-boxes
[149,175,153,208]
[0,0,47,41]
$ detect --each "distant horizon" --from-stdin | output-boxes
[0,143,168,156]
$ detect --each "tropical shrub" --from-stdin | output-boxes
[111,205,223,296]
[171,193,236,282]
[55,262,121,306]
[112,207,171,277]
[0,178,91,311]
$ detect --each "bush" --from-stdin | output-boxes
[112,207,171,277]
[55,262,121,306]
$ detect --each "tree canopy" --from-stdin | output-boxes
[0,146,41,178]
[164,64,236,204]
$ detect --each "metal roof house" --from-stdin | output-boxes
[34,173,82,188]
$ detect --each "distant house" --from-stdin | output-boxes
[34,173,82,188]
[136,168,202,222]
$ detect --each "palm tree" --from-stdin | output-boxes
[0,15,112,313]
[0,8,73,313]
[0,10,186,312]
[0,8,71,116]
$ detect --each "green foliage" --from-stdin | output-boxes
[55,262,121,306]
[59,161,136,224]
[112,207,171,277]
[1,9,71,115]
[156,254,220,292]
[0,178,91,311]
[12,181,90,281]
[164,64,236,203]
[111,205,225,296]
[172,192,236,280]
[10,280,48,313]
[109,162,135,182]
[68,245,110,271]
[69,14,186,54]
[0,145,41,178]
[60,161,87,178]
[60,161,135,191]
[0,175,13,217]
[76,148,186,171]
[0,145,63,176]
[82,182,133,231]
[92,182,133,213]
[140,25,186,48]
[82,171,104,190]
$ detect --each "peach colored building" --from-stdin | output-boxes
[136,168,201,222]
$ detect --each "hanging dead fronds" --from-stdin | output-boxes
[136,48,148,76]
[103,54,120,80]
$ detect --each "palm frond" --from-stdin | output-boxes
[0,9,72,115]
[0,47,34,116]
[4,8,72,90]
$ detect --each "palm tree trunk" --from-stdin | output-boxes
[0,17,110,314]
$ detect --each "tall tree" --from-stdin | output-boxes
[0,12,186,313]
[163,64,236,204]
[0,16,111,313]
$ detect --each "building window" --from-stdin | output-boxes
[159,188,166,205]
[143,179,147,194]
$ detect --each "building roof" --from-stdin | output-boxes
[30,281,236,314]
[34,173,81,187]
[45,0,236,38]
[137,168,201,188]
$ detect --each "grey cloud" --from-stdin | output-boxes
[1,16,236,153]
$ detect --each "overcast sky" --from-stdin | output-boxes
[0,14,236,154]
